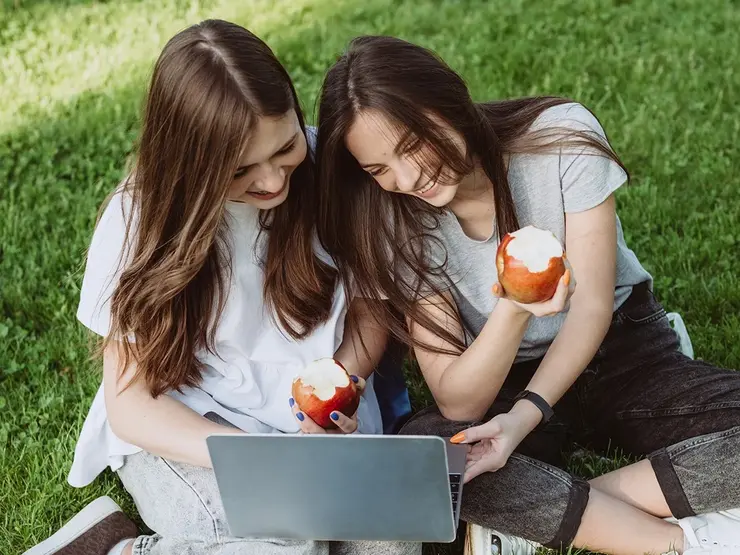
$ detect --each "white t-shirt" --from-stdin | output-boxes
[68,176,383,488]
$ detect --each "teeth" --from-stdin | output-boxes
[418,182,434,194]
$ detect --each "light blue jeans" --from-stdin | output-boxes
[118,449,421,555]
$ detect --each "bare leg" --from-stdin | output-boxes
[590,459,672,518]
[573,488,684,555]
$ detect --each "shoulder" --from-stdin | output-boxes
[530,102,607,135]
[522,102,628,212]
[76,178,138,336]
[85,177,139,270]
[90,179,137,250]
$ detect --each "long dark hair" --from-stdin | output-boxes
[316,35,627,356]
[105,19,335,397]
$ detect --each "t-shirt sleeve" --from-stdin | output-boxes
[76,189,136,338]
[305,124,317,156]
[538,103,628,213]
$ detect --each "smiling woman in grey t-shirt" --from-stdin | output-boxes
[316,35,740,555]
[423,101,652,361]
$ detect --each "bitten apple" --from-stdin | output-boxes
[291,358,360,429]
[495,225,566,304]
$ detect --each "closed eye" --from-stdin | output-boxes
[233,135,298,180]
[366,166,388,177]
[276,138,296,156]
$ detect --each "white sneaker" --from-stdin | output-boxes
[464,522,540,555]
[22,496,138,555]
[676,509,740,554]
[667,312,694,359]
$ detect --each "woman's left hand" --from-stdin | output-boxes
[493,257,577,318]
[289,376,366,434]
[450,409,533,483]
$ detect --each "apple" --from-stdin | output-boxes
[291,358,360,429]
[495,225,566,304]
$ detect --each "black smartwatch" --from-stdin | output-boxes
[513,390,554,430]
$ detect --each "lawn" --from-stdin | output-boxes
[1,0,738,553]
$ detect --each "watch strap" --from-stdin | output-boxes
[513,390,554,430]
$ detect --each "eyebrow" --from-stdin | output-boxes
[235,133,298,174]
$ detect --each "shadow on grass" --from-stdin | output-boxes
[1,0,116,13]
[0,0,148,39]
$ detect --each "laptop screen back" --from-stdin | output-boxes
[207,434,458,543]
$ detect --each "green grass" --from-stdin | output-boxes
[1,0,739,553]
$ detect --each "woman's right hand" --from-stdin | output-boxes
[494,260,576,318]
[289,376,366,435]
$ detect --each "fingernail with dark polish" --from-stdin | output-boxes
[350,375,359,383]
[296,412,304,421]
[331,412,340,421]
[289,398,295,407]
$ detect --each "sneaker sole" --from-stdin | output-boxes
[23,496,131,555]
[464,521,539,555]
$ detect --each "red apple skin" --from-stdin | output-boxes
[495,232,566,304]
[291,363,360,429]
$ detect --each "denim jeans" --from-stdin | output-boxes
[373,337,413,434]
[118,450,421,555]
[399,281,740,550]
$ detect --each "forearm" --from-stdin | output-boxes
[522,193,618,413]
[435,301,531,421]
[485,304,613,448]
[103,344,241,468]
[106,383,241,468]
[334,300,388,380]
[526,303,612,409]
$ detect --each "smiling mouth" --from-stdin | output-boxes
[247,182,287,200]
[415,181,437,197]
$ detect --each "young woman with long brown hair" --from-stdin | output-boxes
[24,21,418,555]
[315,35,740,555]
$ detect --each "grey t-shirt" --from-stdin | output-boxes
[425,102,652,362]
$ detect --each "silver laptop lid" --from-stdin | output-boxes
[206,434,461,543]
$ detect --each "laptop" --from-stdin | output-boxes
[206,434,467,543]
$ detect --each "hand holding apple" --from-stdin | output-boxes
[494,225,575,317]
[290,358,363,434]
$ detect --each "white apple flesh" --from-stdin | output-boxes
[291,358,360,429]
[495,225,566,304]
